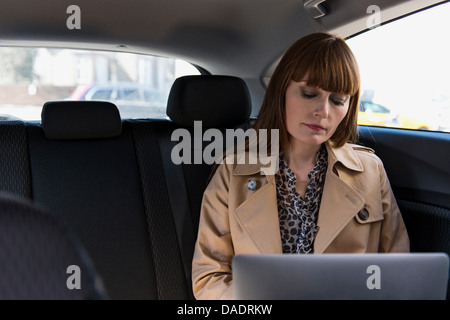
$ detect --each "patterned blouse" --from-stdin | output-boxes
[275,144,328,254]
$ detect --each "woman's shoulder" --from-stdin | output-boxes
[348,143,375,154]
[346,143,384,169]
[348,143,376,157]
[328,141,384,173]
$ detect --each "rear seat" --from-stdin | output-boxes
[162,75,252,235]
[0,75,252,300]
[151,75,252,292]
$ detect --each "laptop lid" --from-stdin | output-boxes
[232,253,449,300]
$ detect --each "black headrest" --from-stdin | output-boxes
[41,101,122,140]
[167,75,251,128]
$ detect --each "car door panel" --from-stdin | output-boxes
[358,126,450,255]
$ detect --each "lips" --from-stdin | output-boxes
[304,124,325,131]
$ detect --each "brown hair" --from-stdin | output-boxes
[254,32,361,152]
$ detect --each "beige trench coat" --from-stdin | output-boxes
[192,142,410,300]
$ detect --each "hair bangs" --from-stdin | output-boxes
[291,38,360,97]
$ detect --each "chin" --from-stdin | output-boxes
[294,135,328,147]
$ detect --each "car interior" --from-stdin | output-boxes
[0,0,448,300]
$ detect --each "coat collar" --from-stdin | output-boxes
[233,141,365,176]
[325,142,365,173]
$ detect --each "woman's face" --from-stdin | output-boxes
[284,80,350,148]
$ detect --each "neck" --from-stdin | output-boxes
[284,141,321,170]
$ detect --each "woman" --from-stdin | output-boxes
[192,32,409,300]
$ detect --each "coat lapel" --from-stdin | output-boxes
[313,143,366,253]
[313,170,365,253]
[233,166,283,254]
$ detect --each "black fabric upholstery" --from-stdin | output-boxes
[129,119,191,299]
[26,121,158,300]
[399,199,450,255]
[0,192,106,300]
[0,121,32,198]
[167,75,251,128]
[41,101,122,140]
[150,119,196,298]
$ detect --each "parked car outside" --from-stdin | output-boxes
[67,83,168,118]
[358,100,436,130]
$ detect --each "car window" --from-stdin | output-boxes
[118,88,140,101]
[90,89,113,100]
[347,2,450,132]
[362,102,389,114]
[0,48,200,120]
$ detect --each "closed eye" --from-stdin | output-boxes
[301,89,318,99]
[330,98,346,106]
[330,94,348,106]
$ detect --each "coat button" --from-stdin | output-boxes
[247,179,257,191]
[358,207,370,221]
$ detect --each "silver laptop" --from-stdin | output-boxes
[232,253,449,300]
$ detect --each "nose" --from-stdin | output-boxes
[313,97,329,118]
